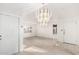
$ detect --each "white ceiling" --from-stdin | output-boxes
[0,3,43,16]
[0,3,79,20]
[48,3,79,19]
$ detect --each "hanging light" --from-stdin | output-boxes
[37,3,50,26]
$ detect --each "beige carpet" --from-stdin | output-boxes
[17,36,79,55]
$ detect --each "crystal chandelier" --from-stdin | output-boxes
[37,3,50,26]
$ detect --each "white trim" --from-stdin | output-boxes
[18,16,24,52]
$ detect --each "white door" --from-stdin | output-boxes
[0,14,19,55]
[57,23,64,42]
[64,22,77,44]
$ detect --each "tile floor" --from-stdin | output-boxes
[18,36,79,55]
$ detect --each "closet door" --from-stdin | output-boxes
[64,22,77,44]
[0,14,19,55]
[57,24,64,42]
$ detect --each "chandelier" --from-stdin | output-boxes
[37,4,50,26]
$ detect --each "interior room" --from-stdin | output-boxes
[0,3,79,55]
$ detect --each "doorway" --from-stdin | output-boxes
[63,22,77,44]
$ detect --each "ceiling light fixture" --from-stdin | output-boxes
[37,3,50,26]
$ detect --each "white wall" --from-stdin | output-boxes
[23,22,36,38]
[35,3,79,44]
[22,11,37,38]
[36,22,58,39]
